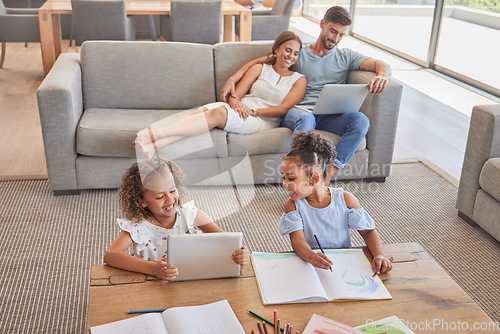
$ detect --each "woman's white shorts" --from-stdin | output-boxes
[203,102,277,135]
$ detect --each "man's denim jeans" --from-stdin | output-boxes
[280,107,370,169]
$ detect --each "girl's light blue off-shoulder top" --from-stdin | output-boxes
[279,187,375,248]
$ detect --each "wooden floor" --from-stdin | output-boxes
[0,41,474,182]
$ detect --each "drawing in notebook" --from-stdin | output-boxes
[355,315,415,334]
[89,300,245,334]
[251,249,392,305]
[302,314,365,334]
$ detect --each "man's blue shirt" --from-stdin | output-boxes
[294,44,369,104]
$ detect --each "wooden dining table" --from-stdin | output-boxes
[38,0,252,76]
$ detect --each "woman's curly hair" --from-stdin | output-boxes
[118,158,188,222]
[285,131,337,179]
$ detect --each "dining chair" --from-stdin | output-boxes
[239,0,295,41]
[0,0,40,68]
[71,0,135,46]
[160,0,222,45]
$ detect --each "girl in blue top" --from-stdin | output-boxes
[279,131,392,275]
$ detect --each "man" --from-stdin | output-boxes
[220,6,391,184]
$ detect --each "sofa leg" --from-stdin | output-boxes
[363,177,386,183]
[458,210,477,227]
[53,189,81,196]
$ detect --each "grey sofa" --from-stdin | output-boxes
[37,40,403,195]
[456,104,500,242]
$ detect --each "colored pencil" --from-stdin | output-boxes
[277,319,281,334]
[248,310,274,327]
[263,321,269,334]
[258,322,264,334]
[313,234,333,272]
[126,308,167,314]
[248,310,283,332]
[274,310,277,334]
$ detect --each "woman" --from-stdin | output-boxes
[135,31,307,158]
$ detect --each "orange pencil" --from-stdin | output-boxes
[263,321,269,334]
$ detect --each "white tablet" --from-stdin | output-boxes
[167,232,243,282]
[297,84,369,115]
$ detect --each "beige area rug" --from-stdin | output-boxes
[0,162,498,333]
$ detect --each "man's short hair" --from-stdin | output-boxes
[323,6,352,26]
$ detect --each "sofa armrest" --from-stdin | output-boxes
[456,104,500,218]
[37,53,83,194]
[347,70,403,179]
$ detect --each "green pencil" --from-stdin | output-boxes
[248,310,283,332]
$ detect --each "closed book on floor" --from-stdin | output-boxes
[251,249,392,305]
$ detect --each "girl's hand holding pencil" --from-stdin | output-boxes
[371,255,393,276]
[308,252,333,270]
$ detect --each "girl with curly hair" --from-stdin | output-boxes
[279,131,392,275]
[104,158,249,280]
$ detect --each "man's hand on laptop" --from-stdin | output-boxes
[368,75,389,95]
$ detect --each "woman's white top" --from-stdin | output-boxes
[117,200,202,262]
[241,63,303,127]
[204,64,303,134]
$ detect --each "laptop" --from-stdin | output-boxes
[167,232,243,281]
[296,84,369,115]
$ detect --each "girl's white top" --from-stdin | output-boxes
[117,200,202,262]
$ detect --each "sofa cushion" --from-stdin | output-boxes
[479,158,500,202]
[80,41,216,110]
[227,128,366,156]
[214,41,274,100]
[77,108,228,159]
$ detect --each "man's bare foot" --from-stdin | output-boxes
[133,139,156,159]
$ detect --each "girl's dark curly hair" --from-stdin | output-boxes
[118,158,188,222]
[284,131,337,179]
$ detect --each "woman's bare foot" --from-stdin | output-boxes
[136,128,155,145]
[133,139,156,159]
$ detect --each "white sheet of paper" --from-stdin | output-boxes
[252,252,328,304]
[90,313,169,334]
[316,249,392,300]
[162,300,245,334]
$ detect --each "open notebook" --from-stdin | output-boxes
[90,300,245,334]
[251,249,392,305]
